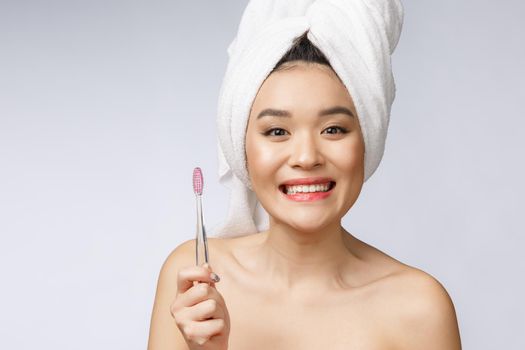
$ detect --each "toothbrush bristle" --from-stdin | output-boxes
[193,167,203,195]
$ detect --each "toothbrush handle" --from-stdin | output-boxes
[195,195,209,266]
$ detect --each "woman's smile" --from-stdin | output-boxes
[279,180,337,202]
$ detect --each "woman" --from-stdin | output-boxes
[148,1,462,349]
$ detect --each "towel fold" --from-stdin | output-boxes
[209,0,404,238]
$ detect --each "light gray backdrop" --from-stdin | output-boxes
[1,0,523,349]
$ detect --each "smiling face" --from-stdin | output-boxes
[245,61,365,232]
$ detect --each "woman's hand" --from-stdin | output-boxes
[170,263,230,350]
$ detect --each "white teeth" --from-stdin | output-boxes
[284,182,332,195]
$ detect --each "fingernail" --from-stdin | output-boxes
[210,272,220,282]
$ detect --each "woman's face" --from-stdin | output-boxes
[245,61,365,232]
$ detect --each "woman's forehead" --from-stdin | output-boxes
[251,65,355,117]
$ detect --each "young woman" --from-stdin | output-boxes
[147,32,462,349]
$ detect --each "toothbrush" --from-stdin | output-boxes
[193,167,209,267]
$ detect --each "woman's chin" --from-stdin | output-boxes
[273,214,336,233]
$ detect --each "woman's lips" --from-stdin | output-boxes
[279,181,336,202]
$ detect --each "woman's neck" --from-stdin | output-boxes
[256,221,361,293]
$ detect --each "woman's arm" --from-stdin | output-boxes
[147,239,194,350]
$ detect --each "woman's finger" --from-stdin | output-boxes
[176,264,219,295]
[174,281,224,310]
[183,318,227,345]
[188,296,226,321]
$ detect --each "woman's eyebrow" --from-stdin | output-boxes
[256,106,354,119]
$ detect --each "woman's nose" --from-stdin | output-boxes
[287,132,324,170]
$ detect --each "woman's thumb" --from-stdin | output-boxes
[203,263,220,283]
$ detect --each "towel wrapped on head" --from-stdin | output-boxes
[209,0,404,238]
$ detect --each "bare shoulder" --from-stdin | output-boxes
[348,237,461,349]
[162,237,229,273]
[161,237,221,270]
[382,266,462,349]
[160,238,195,278]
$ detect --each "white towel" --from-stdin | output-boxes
[209,0,404,238]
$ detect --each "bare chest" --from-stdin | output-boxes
[216,284,394,350]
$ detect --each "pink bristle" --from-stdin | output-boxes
[193,167,203,195]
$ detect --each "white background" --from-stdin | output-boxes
[1,0,524,348]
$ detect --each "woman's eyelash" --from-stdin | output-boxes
[263,126,349,137]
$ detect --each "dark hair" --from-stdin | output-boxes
[273,32,332,71]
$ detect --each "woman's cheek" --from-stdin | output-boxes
[249,143,282,184]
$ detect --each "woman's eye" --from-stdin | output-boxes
[323,126,349,134]
[262,126,348,137]
[263,128,288,137]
